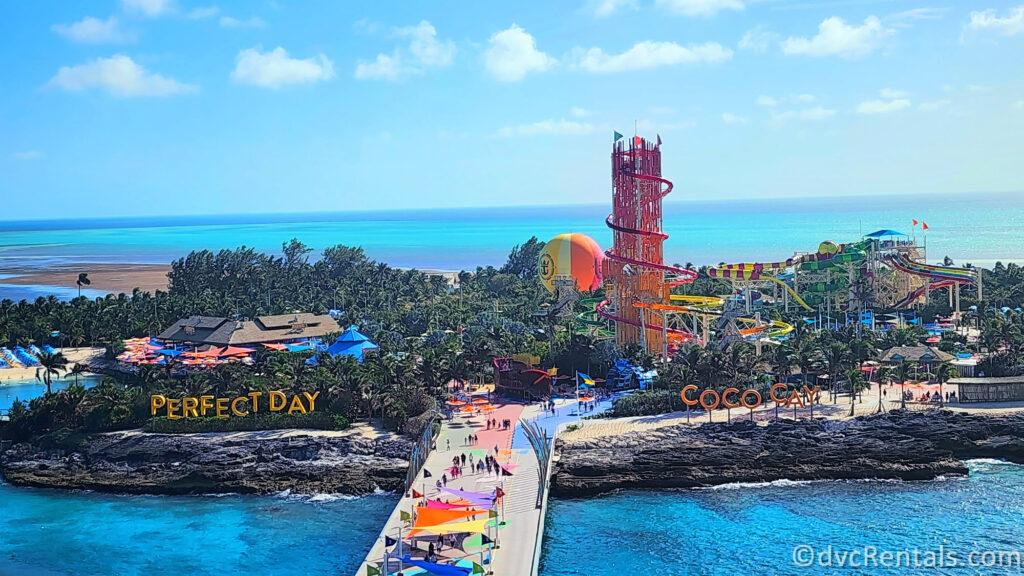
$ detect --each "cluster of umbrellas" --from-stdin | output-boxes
[446,397,497,415]
[117,337,257,367]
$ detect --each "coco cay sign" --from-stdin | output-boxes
[680,384,821,411]
[150,391,319,419]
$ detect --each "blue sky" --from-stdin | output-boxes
[1,0,1023,219]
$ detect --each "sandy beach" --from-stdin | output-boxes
[1,263,170,295]
[559,383,1024,443]
[0,347,103,383]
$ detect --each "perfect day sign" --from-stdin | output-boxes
[150,391,319,419]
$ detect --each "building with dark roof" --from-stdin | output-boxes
[878,345,955,365]
[156,313,340,347]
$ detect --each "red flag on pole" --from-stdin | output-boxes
[912,219,918,227]
[494,487,505,498]
[922,222,929,231]
[634,135,642,147]
[411,489,423,498]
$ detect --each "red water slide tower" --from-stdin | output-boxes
[600,136,696,354]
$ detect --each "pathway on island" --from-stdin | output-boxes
[355,391,617,576]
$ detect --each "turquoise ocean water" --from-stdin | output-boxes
[1,460,1021,575]
[0,485,396,576]
[2,192,1023,300]
[540,460,1024,576]
[0,375,103,412]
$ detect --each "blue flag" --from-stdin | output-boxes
[613,131,623,143]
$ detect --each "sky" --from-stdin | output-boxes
[1,0,1023,219]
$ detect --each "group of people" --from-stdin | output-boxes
[485,418,511,430]
[903,389,958,403]
[437,450,507,489]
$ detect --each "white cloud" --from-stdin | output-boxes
[495,119,599,138]
[967,84,991,92]
[721,113,748,125]
[589,0,638,17]
[966,6,1024,36]
[738,26,778,52]
[880,88,910,99]
[1014,100,1024,110]
[886,8,947,28]
[648,105,677,115]
[791,93,815,103]
[52,16,132,44]
[354,53,401,81]
[13,150,42,160]
[484,24,557,82]
[220,16,266,29]
[571,41,731,73]
[355,21,454,81]
[187,6,219,19]
[570,107,591,117]
[395,21,456,67]
[122,0,174,18]
[231,46,334,89]
[918,99,951,111]
[770,107,836,124]
[857,98,910,114]
[47,55,196,97]
[756,95,778,106]
[781,16,893,59]
[655,0,744,17]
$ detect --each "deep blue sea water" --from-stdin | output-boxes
[0,485,396,576]
[540,460,1024,576]
[2,193,1022,299]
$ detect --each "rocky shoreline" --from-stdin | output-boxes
[550,410,1024,497]
[0,428,411,496]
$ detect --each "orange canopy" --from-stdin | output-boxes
[263,342,288,351]
[218,346,255,357]
[408,506,486,536]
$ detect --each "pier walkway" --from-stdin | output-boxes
[355,393,615,576]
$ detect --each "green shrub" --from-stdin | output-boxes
[611,390,687,417]
[36,428,91,451]
[144,411,345,434]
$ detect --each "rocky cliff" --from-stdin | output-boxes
[551,410,1024,497]
[1,428,411,495]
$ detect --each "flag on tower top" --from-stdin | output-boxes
[922,222,929,230]
[912,219,918,226]
[634,135,643,147]
[656,134,662,146]
[613,131,623,143]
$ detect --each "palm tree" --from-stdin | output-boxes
[936,361,959,408]
[66,363,89,386]
[76,273,91,297]
[35,351,69,396]
[874,365,895,413]
[845,367,866,417]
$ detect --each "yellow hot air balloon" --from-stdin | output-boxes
[538,233,604,293]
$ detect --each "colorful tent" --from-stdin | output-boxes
[408,507,486,536]
[263,342,288,351]
[405,518,491,536]
[326,326,379,362]
[439,487,496,507]
[398,556,472,576]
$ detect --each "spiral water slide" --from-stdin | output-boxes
[596,167,700,343]
[888,253,975,308]
[707,259,815,312]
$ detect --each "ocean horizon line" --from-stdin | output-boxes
[1,189,1021,233]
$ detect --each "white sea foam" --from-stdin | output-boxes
[702,478,816,491]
